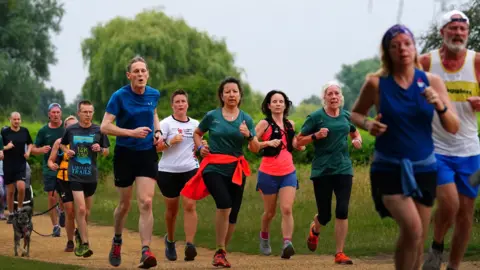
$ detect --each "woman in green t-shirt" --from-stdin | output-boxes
[190,77,260,268]
[296,81,362,265]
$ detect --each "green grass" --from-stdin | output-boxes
[32,165,480,259]
[0,255,82,270]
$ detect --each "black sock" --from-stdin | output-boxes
[432,240,444,252]
[142,246,150,253]
[311,226,319,236]
[114,234,122,243]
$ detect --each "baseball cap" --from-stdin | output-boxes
[48,103,61,111]
[439,10,469,29]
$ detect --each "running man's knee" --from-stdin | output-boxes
[48,193,57,204]
[65,203,75,219]
[456,195,476,224]
[15,181,25,190]
[437,184,460,215]
[77,205,87,217]
[138,197,153,213]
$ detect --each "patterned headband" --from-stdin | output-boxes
[381,24,415,51]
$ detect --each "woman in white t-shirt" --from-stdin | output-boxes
[156,89,199,262]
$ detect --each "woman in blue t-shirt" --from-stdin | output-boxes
[350,24,459,269]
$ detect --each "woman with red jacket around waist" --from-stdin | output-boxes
[181,77,260,268]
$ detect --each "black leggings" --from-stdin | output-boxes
[203,172,245,224]
[313,174,353,226]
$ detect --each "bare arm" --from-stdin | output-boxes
[427,73,460,134]
[153,109,161,132]
[419,53,432,72]
[248,120,271,151]
[289,120,304,150]
[349,130,362,141]
[59,143,69,155]
[100,112,133,137]
[25,143,33,157]
[351,75,379,130]
[31,145,48,155]
[48,139,60,170]
[101,147,109,157]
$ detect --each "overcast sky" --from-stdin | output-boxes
[46,0,469,105]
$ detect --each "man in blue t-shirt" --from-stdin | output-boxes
[100,56,163,269]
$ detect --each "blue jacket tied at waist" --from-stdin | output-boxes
[373,151,437,198]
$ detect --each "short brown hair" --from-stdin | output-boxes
[170,89,188,103]
[77,100,93,112]
[127,56,148,72]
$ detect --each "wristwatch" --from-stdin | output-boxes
[311,133,317,141]
[247,133,254,141]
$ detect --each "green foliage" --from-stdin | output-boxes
[419,0,480,53]
[300,95,322,106]
[335,57,380,113]
[81,10,257,121]
[0,0,66,121]
[157,75,222,120]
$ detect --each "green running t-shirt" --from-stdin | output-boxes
[301,108,356,179]
[198,108,256,177]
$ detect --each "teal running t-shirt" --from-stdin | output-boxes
[198,108,256,177]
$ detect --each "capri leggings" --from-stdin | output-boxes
[203,172,246,224]
[313,174,352,226]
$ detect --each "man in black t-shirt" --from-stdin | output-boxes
[60,100,109,258]
[0,112,33,224]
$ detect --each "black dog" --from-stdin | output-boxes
[12,206,33,257]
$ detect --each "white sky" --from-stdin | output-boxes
[46,0,469,105]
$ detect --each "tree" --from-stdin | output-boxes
[334,57,380,112]
[419,0,480,53]
[300,95,322,106]
[81,10,252,121]
[0,0,65,119]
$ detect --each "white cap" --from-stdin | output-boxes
[439,10,469,29]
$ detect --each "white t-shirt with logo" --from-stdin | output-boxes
[158,115,199,173]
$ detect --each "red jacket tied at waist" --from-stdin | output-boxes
[180,154,251,200]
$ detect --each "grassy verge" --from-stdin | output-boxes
[0,255,82,270]
[32,165,480,258]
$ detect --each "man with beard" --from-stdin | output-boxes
[420,10,480,270]
[32,103,65,237]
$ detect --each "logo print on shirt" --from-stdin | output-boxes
[178,128,183,134]
[417,78,426,90]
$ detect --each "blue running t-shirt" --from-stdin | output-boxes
[105,84,160,151]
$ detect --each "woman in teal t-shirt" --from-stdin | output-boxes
[192,77,259,268]
[296,81,362,265]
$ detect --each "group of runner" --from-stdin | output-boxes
[0,9,478,270]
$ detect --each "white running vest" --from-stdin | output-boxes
[429,49,480,157]
[157,116,200,173]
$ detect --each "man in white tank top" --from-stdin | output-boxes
[155,90,199,262]
[420,10,480,270]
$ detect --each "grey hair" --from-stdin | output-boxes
[127,56,148,72]
[320,80,345,107]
